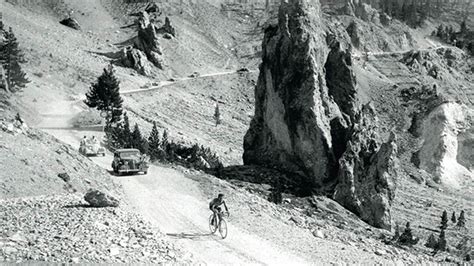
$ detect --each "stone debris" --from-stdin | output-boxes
[0,194,190,263]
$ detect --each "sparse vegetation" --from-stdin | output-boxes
[104,113,223,170]
[425,233,437,249]
[84,64,123,123]
[433,20,474,55]
[457,210,466,227]
[440,210,448,230]
[0,15,29,93]
[451,211,456,224]
[398,222,419,245]
[436,229,447,252]
[147,121,164,161]
[214,103,221,126]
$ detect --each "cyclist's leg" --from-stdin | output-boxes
[216,207,222,225]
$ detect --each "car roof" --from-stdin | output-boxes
[115,148,140,153]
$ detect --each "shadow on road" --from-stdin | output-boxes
[166,232,214,240]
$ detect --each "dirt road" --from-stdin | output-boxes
[38,99,309,265]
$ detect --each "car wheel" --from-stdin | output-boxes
[143,171,147,175]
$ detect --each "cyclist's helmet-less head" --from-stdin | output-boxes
[218,193,224,199]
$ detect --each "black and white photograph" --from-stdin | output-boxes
[0,0,472,264]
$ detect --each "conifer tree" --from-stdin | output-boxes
[425,233,437,248]
[161,129,169,149]
[457,210,466,227]
[104,119,123,149]
[148,121,161,161]
[121,112,132,148]
[436,229,447,251]
[214,103,221,126]
[131,123,145,153]
[0,27,29,93]
[441,210,448,230]
[0,13,3,32]
[84,64,123,123]
[451,211,457,224]
[392,223,401,241]
[398,222,418,245]
[460,20,467,34]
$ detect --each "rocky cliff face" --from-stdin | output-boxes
[243,0,397,229]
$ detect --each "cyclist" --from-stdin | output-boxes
[209,193,229,226]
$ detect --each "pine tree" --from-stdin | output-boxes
[436,24,445,38]
[457,210,466,227]
[451,211,457,224]
[121,112,132,148]
[436,229,447,251]
[104,119,123,149]
[392,223,401,241]
[131,123,145,153]
[84,64,123,123]
[398,222,418,245]
[147,121,161,161]
[0,13,3,32]
[441,210,448,230]
[425,233,437,248]
[214,104,221,126]
[460,20,467,34]
[161,129,169,149]
[0,27,29,93]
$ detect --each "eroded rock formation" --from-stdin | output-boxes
[333,105,397,230]
[417,102,473,188]
[243,0,397,229]
[133,12,164,69]
[157,17,177,38]
[120,46,151,75]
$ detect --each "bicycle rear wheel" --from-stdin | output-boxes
[209,214,217,234]
[219,218,228,239]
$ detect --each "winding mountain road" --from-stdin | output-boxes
[37,97,308,265]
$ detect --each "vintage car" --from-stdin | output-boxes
[79,137,106,157]
[112,148,149,175]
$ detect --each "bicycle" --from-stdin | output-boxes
[209,211,229,239]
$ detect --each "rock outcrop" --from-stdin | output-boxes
[157,17,176,38]
[84,189,119,207]
[120,46,151,75]
[133,12,164,69]
[417,102,473,187]
[333,105,398,230]
[243,0,397,229]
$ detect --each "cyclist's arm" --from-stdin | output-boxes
[223,201,229,212]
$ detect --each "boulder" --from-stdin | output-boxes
[243,0,398,229]
[59,18,80,30]
[120,46,151,75]
[84,189,119,207]
[133,12,164,69]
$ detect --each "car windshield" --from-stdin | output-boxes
[119,151,140,158]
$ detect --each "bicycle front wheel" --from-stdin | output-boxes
[209,214,217,234]
[219,218,228,239]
